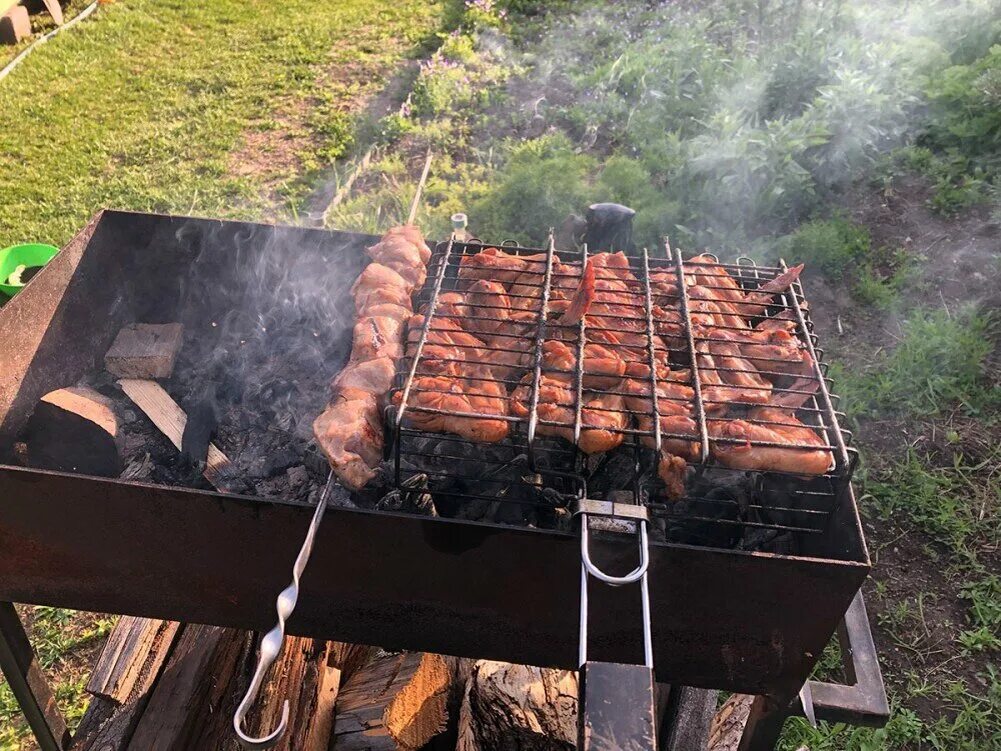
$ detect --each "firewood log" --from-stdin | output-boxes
[24,386,125,476]
[456,661,578,751]
[707,693,754,751]
[330,652,471,751]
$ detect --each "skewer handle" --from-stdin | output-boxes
[233,473,336,749]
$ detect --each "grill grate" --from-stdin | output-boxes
[387,235,857,545]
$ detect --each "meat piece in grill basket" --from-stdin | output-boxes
[540,339,626,391]
[693,324,773,405]
[453,279,540,380]
[564,253,670,371]
[313,225,430,491]
[623,372,699,499]
[687,254,804,318]
[710,407,834,475]
[457,247,550,288]
[511,371,629,455]
[395,315,511,442]
[397,366,511,443]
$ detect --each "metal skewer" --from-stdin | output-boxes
[233,472,336,749]
[407,147,434,225]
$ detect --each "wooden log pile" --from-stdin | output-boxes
[71,630,581,751]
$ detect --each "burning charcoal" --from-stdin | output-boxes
[286,465,309,493]
[120,453,153,482]
[208,463,253,496]
[302,442,331,480]
[246,445,300,480]
[376,474,437,516]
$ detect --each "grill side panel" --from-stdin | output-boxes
[0,464,868,698]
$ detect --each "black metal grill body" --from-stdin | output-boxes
[0,211,869,701]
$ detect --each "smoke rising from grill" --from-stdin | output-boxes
[171,221,361,483]
[471,0,997,250]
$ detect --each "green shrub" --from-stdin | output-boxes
[930,171,987,214]
[439,31,478,64]
[471,135,594,246]
[774,218,870,276]
[921,44,1001,177]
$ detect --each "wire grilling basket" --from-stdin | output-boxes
[387,234,858,547]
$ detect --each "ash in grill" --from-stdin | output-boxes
[387,234,857,551]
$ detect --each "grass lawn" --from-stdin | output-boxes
[0,0,445,248]
[0,1,447,747]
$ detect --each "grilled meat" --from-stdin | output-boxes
[398,365,510,443]
[687,255,803,319]
[384,240,832,497]
[313,225,430,490]
[711,407,833,474]
[396,315,511,442]
[511,371,628,454]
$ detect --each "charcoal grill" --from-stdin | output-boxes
[0,211,884,750]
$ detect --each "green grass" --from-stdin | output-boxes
[1,608,115,750]
[0,0,447,248]
[0,1,451,746]
[865,448,1000,564]
[833,309,996,419]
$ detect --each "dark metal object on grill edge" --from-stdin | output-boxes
[0,211,869,704]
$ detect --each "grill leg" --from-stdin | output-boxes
[0,602,70,751]
[737,695,792,751]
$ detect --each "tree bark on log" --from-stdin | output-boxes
[125,625,252,750]
[707,693,754,751]
[71,618,182,751]
[456,661,578,751]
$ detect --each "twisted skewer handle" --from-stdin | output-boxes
[233,473,336,749]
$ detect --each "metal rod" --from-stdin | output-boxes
[394,236,455,428]
[781,259,852,471]
[572,244,589,446]
[233,473,337,749]
[580,517,649,586]
[526,231,558,469]
[672,242,710,462]
[406,147,433,225]
[639,248,663,455]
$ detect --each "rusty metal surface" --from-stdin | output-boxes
[0,210,871,700]
[0,464,867,697]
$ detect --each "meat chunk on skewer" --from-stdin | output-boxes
[313,388,382,490]
[313,225,431,491]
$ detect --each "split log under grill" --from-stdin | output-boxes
[389,236,857,545]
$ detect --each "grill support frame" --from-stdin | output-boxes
[0,211,878,746]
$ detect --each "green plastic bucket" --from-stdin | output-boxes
[0,243,59,298]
